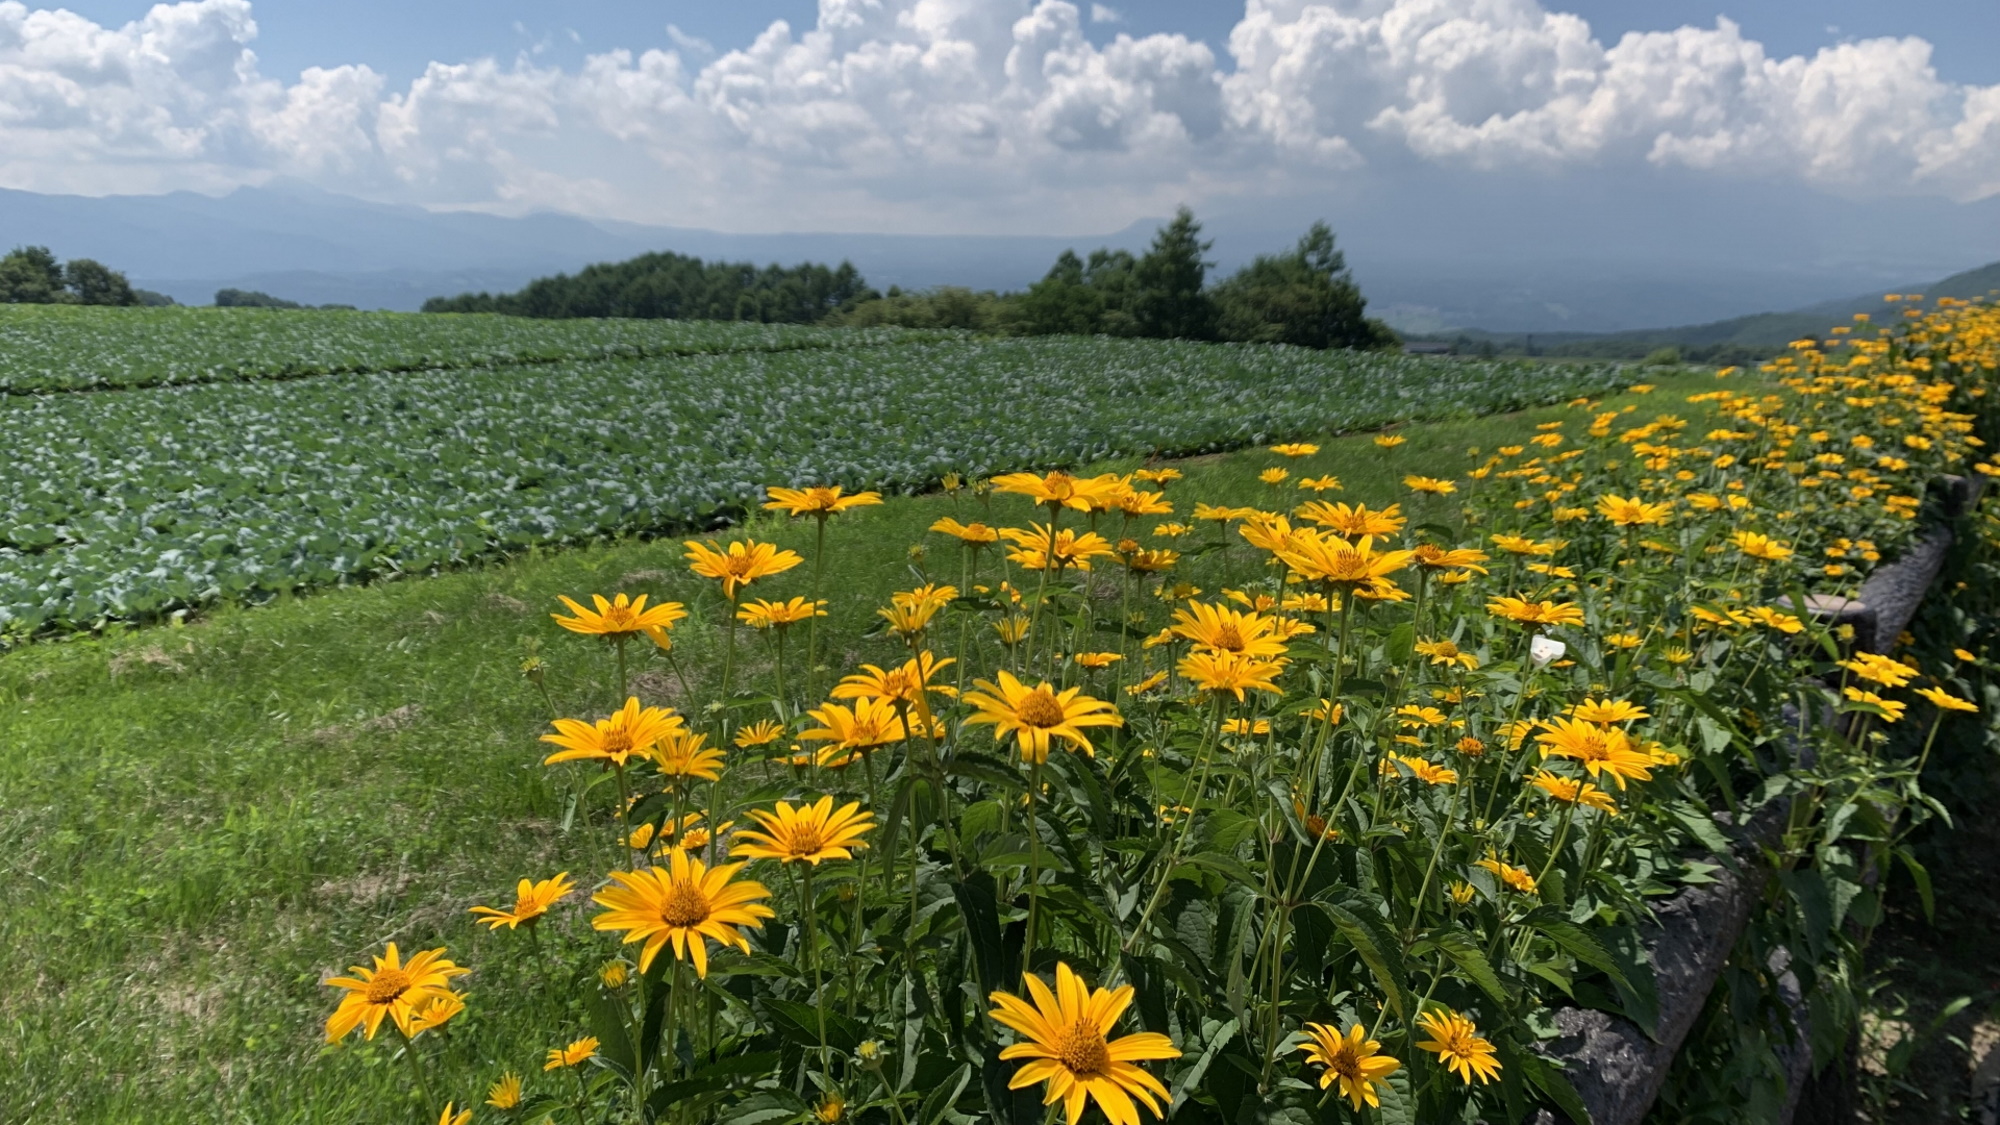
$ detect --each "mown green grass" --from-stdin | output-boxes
[0,373,1717,1124]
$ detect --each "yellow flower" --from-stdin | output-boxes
[800,696,917,751]
[1296,501,1406,537]
[650,728,727,782]
[1415,1009,1502,1085]
[1449,881,1477,904]
[733,795,876,865]
[1297,474,1343,492]
[1001,524,1118,573]
[1298,1022,1401,1110]
[540,696,688,764]
[1731,531,1793,561]
[1745,607,1805,634]
[1374,434,1407,448]
[1192,502,1257,524]
[599,961,630,988]
[816,1093,846,1124]
[1841,686,1907,722]
[962,672,1124,762]
[1569,698,1649,725]
[1840,652,1918,688]
[1594,494,1673,527]
[485,1072,523,1110]
[1604,632,1643,650]
[470,872,577,931]
[591,848,774,976]
[737,596,827,629]
[1535,717,1654,788]
[1074,652,1124,669]
[552,593,687,638]
[1122,546,1180,572]
[932,517,1001,544]
[683,539,804,599]
[831,652,959,707]
[1412,544,1489,573]
[994,616,1033,646]
[990,470,1127,512]
[544,1036,600,1071]
[1476,857,1538,895]
[1260,468,1290,485]
[1405,475,1456,494]
[1176,650,1285,701]
[1274,531,1413,595]
[1170,602,1295,659]
[735,719,787,748]
[1270,442,1320,457]
[408,991,465,1036]
[1916,685,1977,713]
[1126,670,1170,695]
[1489,534,1565,557]
[1485,597,1585,628]
[1530,770,1619,814]
[1389,754,1458,785]
[1114,490,1174,517]
[1415,639,1478,670]
[763,485,883,517]
[1220,718,1272,736]
[987,963,1181,1125]
[1134,467,1183,487]
[324,943,470,1042]
[879,583,960,635]
[437,1104,471,1125]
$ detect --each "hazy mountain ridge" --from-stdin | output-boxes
[0,179,1995,332]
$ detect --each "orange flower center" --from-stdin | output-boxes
[1212,623,1245,651]
[659,880,711,927]
[1052,1019,1111,1077]
[1017,688,1067,729]
[601,607,639,630]
[778,824,827,858]
[364,968,413,1005]
[1327,1043,1362,1082]
[512,892,545,919]
[601,729,634,755]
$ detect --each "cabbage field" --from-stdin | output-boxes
[0,306,933,393]
[0,310,1634,636]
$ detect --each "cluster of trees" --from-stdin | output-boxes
[422,252,874,323]
[969,210,1396,349]
[421,209,1396,351]
[215,288,353,311]
[0,246,144,306]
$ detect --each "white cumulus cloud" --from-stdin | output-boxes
[0,0,1993,229]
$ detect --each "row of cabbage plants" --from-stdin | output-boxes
[0,336,1627,637]
[0,305,933,394]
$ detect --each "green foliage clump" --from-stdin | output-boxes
[423,251,875,324]
[0,245,138,306]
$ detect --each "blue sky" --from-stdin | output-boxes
[46,0,2000,86]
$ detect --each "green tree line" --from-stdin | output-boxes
[423,209,1398,351]
[422,252,873,322]
[0,246,143,306]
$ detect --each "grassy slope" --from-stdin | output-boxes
[0,375,1713,1124]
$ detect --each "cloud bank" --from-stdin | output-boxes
[0,0,1995,232]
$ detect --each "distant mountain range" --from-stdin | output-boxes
[1,177,1996,334]
[1424,259,2000,358]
